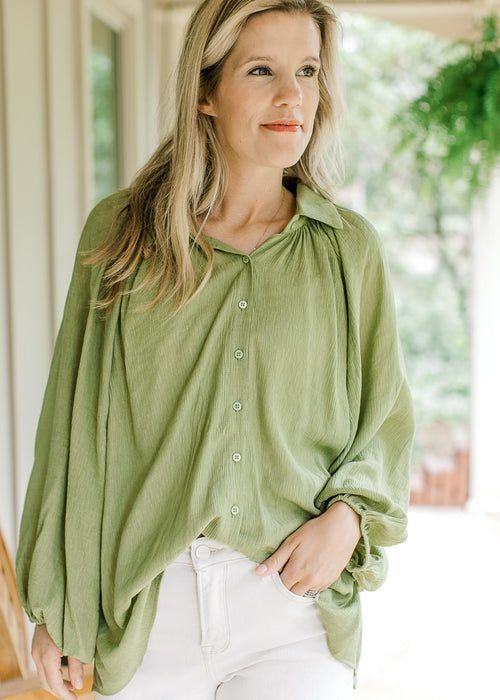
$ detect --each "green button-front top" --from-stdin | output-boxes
[16,178,414,696]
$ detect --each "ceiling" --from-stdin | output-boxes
[332,1,500,39]
[157,0,500,39]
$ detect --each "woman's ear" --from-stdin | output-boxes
[198,89,217,117]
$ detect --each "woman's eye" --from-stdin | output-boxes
[298,65,319,77]
[249,65,272,76]
[248,64,319,77]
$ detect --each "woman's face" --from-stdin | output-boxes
[199,10,321,174]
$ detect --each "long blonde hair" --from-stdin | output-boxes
[86,0,345,316]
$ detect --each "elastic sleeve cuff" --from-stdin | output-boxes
[25,611,44,625]
[327,495,389,591]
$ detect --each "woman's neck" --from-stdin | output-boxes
[210,167,293,225]
[200,171,297,254]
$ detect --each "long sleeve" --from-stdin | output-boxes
[16,194,125,661]
[315,211,415,592]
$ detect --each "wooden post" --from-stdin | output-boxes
[0,530,28,682]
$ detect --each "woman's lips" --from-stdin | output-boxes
[262,123,301,133]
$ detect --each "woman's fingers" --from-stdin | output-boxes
[31,624,78,700]
[255,537,294,576]
[44,662,78,700]
[67,656,85,690]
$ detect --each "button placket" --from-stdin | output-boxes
[226,255,253,521]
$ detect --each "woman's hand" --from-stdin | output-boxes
[31,624,84,699]
[255,501,361,595]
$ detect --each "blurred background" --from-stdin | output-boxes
[1,0,499,697]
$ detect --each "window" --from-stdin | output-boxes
[90,15,121,204]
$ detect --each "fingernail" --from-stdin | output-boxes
[255,564,268,574]
[74,678,83,690]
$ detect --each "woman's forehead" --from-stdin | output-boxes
[228,12,322,64]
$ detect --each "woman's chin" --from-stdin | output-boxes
[257,150,306,171]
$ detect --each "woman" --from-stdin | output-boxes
[16,0,414,698]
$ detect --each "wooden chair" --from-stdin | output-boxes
[0,530,94,699]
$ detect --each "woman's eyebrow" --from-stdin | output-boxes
[241,55,321,66]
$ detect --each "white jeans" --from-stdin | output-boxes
[95,537,353,699]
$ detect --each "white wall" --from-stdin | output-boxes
[0,0,149,556]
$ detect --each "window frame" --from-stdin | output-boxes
[81,0,146,209]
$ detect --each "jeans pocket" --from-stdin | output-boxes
[271,571,317,604]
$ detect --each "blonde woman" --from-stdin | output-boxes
[16,0,414,698]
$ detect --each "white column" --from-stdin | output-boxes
[469,171,500,512]
[46,0,87,323]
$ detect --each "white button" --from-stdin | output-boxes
[234,349,244,359]
[233,401,242,411]
[238,300,248,309]
[195,545,211,560]
[231,505,240,515]
[232,452,241,462]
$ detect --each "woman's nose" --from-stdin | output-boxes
[273,76,302,107]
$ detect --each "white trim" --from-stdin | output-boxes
[45,0,87,325]
[86,0,142,31]
[119,6,147,184]
[79,1,94,213]
[0,0,17,553]
[154,0,195,11]
[151,2,193,139]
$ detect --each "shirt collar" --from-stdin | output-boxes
[194,178,344,251]
[292,179,344,230]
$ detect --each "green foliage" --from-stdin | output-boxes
[338,13,471,431]
[396,15,500,207]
